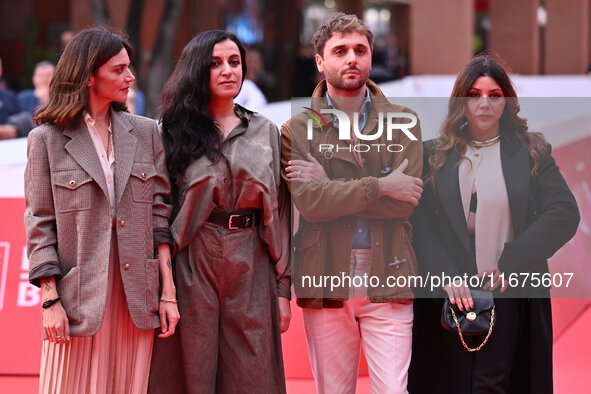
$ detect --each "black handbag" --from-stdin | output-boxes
[441,289,495,352]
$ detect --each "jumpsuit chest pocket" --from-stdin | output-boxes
[52,169,94,212]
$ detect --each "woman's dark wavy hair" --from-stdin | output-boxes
[161,30,246,178]
[35,27,132,128]
[427,52,547,184]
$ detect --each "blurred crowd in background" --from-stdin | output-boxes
[1,0,590,140]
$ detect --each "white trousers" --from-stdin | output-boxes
[302,249,413,394]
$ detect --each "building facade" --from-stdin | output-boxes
[1,0,589,104]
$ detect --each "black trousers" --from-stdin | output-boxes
[470,297,521,393]
[409,297,524,394]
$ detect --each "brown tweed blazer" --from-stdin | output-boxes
[24,110,172,335]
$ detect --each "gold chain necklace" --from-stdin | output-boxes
[469,134,500,148]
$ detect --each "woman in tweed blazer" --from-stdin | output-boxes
[25,28,179,393]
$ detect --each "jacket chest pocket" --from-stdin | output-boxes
[52,169,93,212]
[130,163,157,203]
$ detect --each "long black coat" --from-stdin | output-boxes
[408,135,580,394]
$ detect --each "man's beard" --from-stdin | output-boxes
[324,66,369,93]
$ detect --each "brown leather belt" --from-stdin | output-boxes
[206,209,260,230]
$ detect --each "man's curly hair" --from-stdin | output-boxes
[312,12,374,57]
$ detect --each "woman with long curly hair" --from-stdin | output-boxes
[148,30,291,393]
[408,54,579,393]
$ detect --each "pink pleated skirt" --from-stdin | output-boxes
[38,234,154,394]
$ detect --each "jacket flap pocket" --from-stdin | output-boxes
[296,228,321,250]
[130,163,157,182]
[52,169,93,190]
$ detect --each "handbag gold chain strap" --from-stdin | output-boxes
[449,306,495,352]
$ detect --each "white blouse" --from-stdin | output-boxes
[458,142,513,273]
[83,112,116,218]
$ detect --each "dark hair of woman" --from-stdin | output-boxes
[160,30,247,179]
[34,28,133,128]
[427,53,547,184]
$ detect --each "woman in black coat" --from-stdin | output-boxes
[408,54,579,393]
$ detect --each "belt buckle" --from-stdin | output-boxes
[228,214,240,230]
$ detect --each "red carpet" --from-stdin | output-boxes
[553,305,591,394]
[2,306,589,393]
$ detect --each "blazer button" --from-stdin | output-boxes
[141,172,146,179]
[120,220,125,227]
[69,180,76,187]
[375,241,381,247]
[124,264,130,270]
